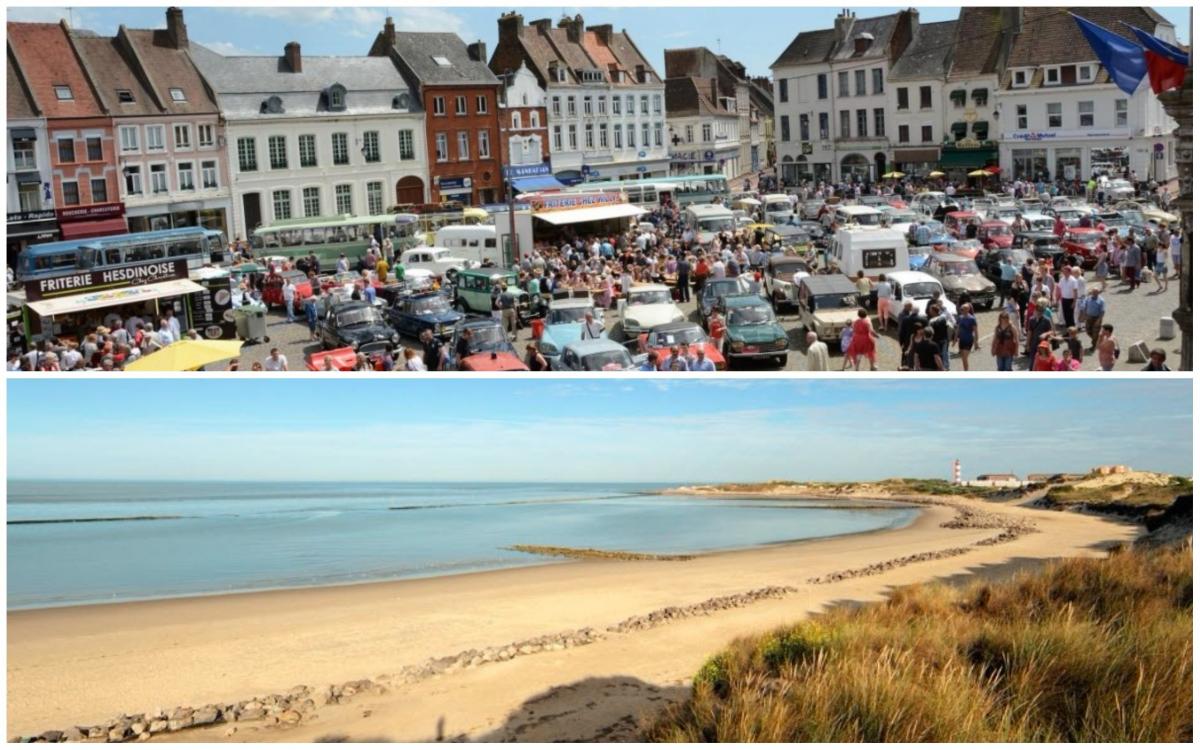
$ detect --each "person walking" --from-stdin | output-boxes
[282,278,297,324]
[875,274,892,331]
[1055,266,1079,329]
[804,331,830,371]
[847,308,878,371]
[498,282,519,340]
[1078,287,1106,351]
[956,303,979,371]
[991,312,1018,371]
[675,254,692,303]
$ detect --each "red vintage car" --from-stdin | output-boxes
[263,270,314,313]
[305,347,390,371]
[637,321,726,370]
[1061,227,1106,268]
[942,211,978,239]
[459,351,530,371]
[977,220,1014,250]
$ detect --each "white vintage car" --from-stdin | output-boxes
[398,247,477,279]
[617,284,685,339]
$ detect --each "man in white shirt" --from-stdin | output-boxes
[804,331,830,371]
[282,279,297,323]
[1056,268,1079,328]
[164,308,182,340]
[263,348,288,371]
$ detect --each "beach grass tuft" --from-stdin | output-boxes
[648,542,1192,743]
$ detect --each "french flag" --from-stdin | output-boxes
[1125,23,1190,94]
[1071,15,1147,95]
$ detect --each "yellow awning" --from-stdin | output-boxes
[124,338,245,371]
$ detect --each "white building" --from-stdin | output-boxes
[491,12,670,183]
[189,41,427,239]
[772,9,919,184]
[665,76,741,179]
[887,19,954,176]
[995,7,1179,183]
[6,58,57,263]
[499,62,548,169]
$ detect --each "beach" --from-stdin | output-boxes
[5,489,1142,742]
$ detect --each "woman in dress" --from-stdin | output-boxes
[848,307,878,371]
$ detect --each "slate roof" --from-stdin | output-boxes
[948,7,1009,78]
[7,21,106,118]
[664,76,737,118]
[828,13,899,61]
[387,32,499,86]
[771,28,837,68]
[123,28,218,113]
[495,15,661,87]
[189,42,421,119]
[890,20,957,80]
[1007,7,1166,67]
[7,50,39,118]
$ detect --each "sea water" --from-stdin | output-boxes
[7,481,918,609]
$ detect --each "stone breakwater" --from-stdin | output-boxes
[507,545,695,561]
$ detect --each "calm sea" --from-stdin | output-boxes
[7,480,918,610]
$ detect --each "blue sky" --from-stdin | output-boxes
[7,379,1192,482]
[8,5,1191,79]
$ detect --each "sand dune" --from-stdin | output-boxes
[6,495,1139,742]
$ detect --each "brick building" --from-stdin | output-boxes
[370,21,503,206]
[8,20,124,240]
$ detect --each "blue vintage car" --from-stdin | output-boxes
[538,298,603,369]
[386,291,463,341]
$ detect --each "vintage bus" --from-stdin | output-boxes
[15,226,226,283]
[252,213,421,265]
[557,175,727,208]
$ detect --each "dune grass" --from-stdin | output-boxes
[1043,476,1192,511]
[647,543,1192,743]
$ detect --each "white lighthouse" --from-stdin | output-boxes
[952,459,961,485]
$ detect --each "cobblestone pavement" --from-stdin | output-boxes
[221,276,1183,373]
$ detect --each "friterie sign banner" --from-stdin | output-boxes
[526,192,625,212]
[26,259,189,301]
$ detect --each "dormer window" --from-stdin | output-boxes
[117,89,135,103]
[261,95,284,114]
[392,92,411,110]
[1078,64,1094,83]
[1012,69,1030,88]
[432,55,452,67]
[54,85,73,100]
[328,84,347,111]
[1044,66,1060,86]
[169,88,186,102]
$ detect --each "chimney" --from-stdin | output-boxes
[588,23,613,45]
[558,13,584,43]
[383,16,396,46]
[834,8,856,41]
[467,41,487,62]
[285,41,301,73]
[165,7,187,49]
[531,18,552,35]
[498,11,524,43]
[710,77,719,107]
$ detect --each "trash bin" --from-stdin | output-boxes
[234,303,270,344]
[530,318,545,340]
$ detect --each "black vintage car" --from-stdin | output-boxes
[320,301,400,354]
[977,247,1034,287]
[386,291,463,342]
[1013,231,1068,269]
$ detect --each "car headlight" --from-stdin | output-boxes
[774,338,788,349]
[729,340,745,352]
[391,333,400,343]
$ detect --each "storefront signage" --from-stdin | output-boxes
[527,192,624,212]
[1006,129,1132,142]
[502,163,551,179]
[56,202,125,222]
[7,209,57,224]
[25,259,189,302]
[437,177,472,190]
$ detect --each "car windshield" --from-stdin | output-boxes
[336,308,383,327]
[463,325,505,351]
[705,280,740,299]
[583,350,632,371]
[698,217,734,232]
[995,208,1019,218]
[1001,249,1033,265]
[812,293,858,310]
[938,260,977,276]
[846,213,882,226]
[771,260,808,276]
[548,306,589,324]
[904,282,942,298]
[890,211,918,223]
[729,305,771,325]
[629,290,672,305]
[410,296,450,315]
[764,201,790,212]
[650,327,704,347]
[1101,214,1129,227]
[981,225,1011,237]
[1071,231,1103,244]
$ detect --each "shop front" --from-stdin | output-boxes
[19,258,206,344]
[937,142,999,180]
[436,176,475,207]
[527,192,646,245]
[668,144,740,180]
[892,148,941,178]
[6,209,60,269]
[56,202,127,241]
[125,198,231,237]
[1001,129,1149,183]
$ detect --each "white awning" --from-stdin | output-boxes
[26,278,206,317]
[534,203,646,226]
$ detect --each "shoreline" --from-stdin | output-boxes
[8,494,1138,741]
[7,500,920,613]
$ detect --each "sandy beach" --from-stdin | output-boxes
[7,493,1141,742]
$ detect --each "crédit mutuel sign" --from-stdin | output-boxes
[25,259,189,302]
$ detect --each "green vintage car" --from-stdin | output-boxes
[718,294,789,369]
[449,268,531,319]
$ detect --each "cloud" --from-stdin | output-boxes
[197,40,261,56]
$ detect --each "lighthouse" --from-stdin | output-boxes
[952,459,961,485]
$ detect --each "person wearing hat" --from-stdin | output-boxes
[1032,339,1059,371]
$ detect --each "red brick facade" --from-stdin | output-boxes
[48,119,118,207]
[424,85,503,206]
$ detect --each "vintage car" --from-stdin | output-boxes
[942,210,979,239]
[557,339,639,371]
[536,298,604,370]
[795,275,860,343]
[459,350,529,371]
[1014,231,1067,269]
[304,347,389,371]
[319,301,400,354]
[1050,206,1092,228]
[1061,227,1107,268]
[616,284,685,339]
[699,276,763,324]
[637,321,726,370]
[757,254,811,312]
[450,268,532,319]
[919,252,996,310]
[1019,211,1056,233]
[880,207,921,238]
[977,220,1014,250]
[761,194,795,224]
[801,198,827,220]
[717,294,789,368]
[1096,178,1136,203]
[977,247,1035,287]
[987,204,1023,227]
[448,317,518,370]
[385,291,463,341]
[398,246,476,279]
[883,271,950,324]
[262,270,313,313]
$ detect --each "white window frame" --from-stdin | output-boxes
[477,129,491,159]
[1047,102,1063,129]
[552,96,561,117]
[455,95,467,115]
[362,130,380,163]
[584,123,594,149]
[1016,104,1028,130]
[119,125,140,153]
[583,96,592,115]
[298,134,317,168]
[272,189,292,221]
[398,129,415,160]
[701,123,712,142]
[332,183,350,215]
[1044,66,1060,86]
[598,123,608,148]
[1115,99,1128,128]
[148,162,169,194]
[123,164,143,196]
[598,96,607,115]
[237,137,257,172]
[613,125,622,149]
[302,186,321,217]
[1078,100,1094,128]
[332,132,349,165]
[1012,69,1031,88]
[176,160,195,191]
[197,123,215,148]
[61,179,80,205]
[653,94,662,115]
[145,124,166,151]
[511,111,521,129]
[366,181,383,215]
[457,131,470,161]
[268,134,288,169]
[568,124,577,151]
[200,159,218,189]
[475,94,488,114]
[173,123,192,151]
[567,97,576,116]
[530,111,540,128]
[1078,64,1094,83]
[435,132,449,162]
[433,96,446,116]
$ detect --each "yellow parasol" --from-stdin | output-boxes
[462,207,488,223]
[124,339,246,372]
[881,171,906,179]
[967,169,991,178]
[928,171,946,178]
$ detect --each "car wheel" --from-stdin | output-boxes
[775,355,787,368]
[454,298,469,313]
